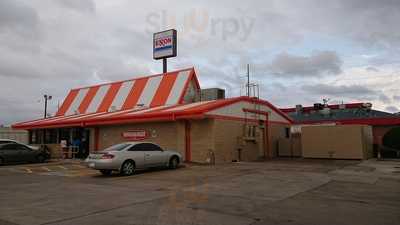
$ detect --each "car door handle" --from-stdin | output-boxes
[145,154,150,156]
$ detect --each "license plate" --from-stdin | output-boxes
[88,162,95,168]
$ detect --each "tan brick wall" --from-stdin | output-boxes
[189,119,215,163]
[33,144,63,159]
[212,119,261,163]
[97,122,185,156]
[362,126,374,158]
[92,119,290,164]
[88,127,96,152]
[269,123,291,157]
[302,125,372,159]
[176,121,186,158]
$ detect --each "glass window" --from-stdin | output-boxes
[30,130,44,144]
[30,130,37,144]
[44,129,58,144]
[15,144,30,151]
[129,143,162,151]
[59,128,70,145]
[103,143,130,152]
[146,143,162,151]
[3,144,18,150]
[128,143,145,151]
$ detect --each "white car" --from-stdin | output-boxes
[85,142,183,176]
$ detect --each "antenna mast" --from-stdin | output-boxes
[247,64,250,97]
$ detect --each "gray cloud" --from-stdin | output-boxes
[287,0,400,50]
[302,84,377,97]
[301,84,395,107]
[0,0,38,29]
[385,106,399,113]
[0,0,399,125]
[56,0,96,13]
[267,51,342,77]
[366,67,379,72]
[379,94,391,104]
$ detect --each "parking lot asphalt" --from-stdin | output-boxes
[0,159,399,225]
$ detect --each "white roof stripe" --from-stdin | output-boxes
[110,80,134,111]
[65,88,89,116]
[90,108,137,119]
[136,75,163,107]
[126,105,171,115]
[165,70,191,105]
[18,116,66,125]
[166,100,214,111]
[62,111,108,121]
[85,85,110,113]
[40,113,87,123]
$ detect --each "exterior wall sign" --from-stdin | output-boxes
[153,29,177,60]
[122,130,148,141]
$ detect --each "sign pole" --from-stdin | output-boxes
[153,29,177,74]
[163,58,167,73]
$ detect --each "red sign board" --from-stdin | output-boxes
[122,130,148,141]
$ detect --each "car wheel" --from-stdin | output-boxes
[36,155,45,163]
[169,156,179,169]
[120,160,135,176]
[100,170,112,176]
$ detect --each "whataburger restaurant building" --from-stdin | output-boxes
[13,68,292,163]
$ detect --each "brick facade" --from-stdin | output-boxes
[92,118,291,164]
[97,122,185,157]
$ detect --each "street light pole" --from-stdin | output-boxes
[44,94,52,118]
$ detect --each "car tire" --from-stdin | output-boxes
[169,156,179,169]
[36,155,45,163]
[100,170,112,176]
[120,160,135,176]
[0,157,4,166]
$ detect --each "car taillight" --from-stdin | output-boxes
[101,153,115,159]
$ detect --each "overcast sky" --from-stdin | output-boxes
[1,0,400,125]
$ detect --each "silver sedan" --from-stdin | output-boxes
[85,142,183,176]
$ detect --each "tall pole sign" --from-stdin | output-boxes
[153,29,177,73]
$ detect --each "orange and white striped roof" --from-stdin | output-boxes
[13,96,293,129]
[56,68,198,116]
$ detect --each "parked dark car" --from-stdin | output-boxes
[0,139,40,150]
[0,143,50,165]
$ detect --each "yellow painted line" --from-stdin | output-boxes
[22,168,33,173]
[71,164,85,169]
[41,167,52,172]
[57,165,68,170]
[107,173,150,180]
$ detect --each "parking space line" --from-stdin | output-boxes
[21,167,33,173]
[57,165,68,170]
[71,164,85,169]
[41,167,52,172]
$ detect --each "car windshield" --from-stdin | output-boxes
[0,140,13,144]
[103,143,130,152]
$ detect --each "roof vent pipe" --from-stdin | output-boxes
[295,104,303,114]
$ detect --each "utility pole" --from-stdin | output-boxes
[247,64,250,97]
[43,94,52,118]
